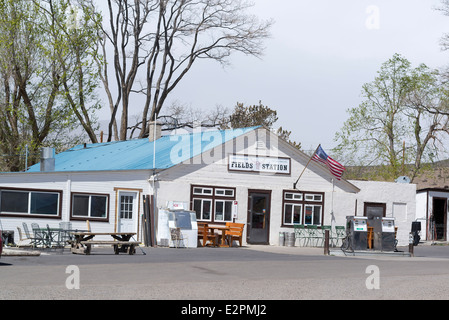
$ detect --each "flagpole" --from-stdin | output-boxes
[293,144,321,189]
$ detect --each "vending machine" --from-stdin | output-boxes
[345,216,368,250]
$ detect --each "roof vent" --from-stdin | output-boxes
[395,176,410,184]
[40,147,55,172]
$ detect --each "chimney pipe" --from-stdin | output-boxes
[148,121,162,142]
[40,147,55,172]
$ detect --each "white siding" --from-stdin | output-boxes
[350,180,417,246]
[157,129,360,246]
[0,170,151,243]
[416,192,428,240]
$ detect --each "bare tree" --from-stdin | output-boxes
[86,0,272,141]
[88,0,157,141]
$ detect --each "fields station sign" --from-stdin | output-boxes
[228,154,291,175]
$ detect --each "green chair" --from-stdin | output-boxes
[293,224,306,246]
[334,226,346,247]
[305,225,320,247]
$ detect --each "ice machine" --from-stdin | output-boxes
[156,207,198,248]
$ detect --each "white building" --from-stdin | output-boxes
[0,125,417,246]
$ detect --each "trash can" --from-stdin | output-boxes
[411,221,421,246]
[286,232,295,247]
[279,232,285,246]
[1,230,15,246]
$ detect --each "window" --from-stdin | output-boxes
[284,192,302,201]
[215,200,233,222]
[120,195,133,219]
[282,190,324,226]
[0,188,61,217]
[71,193,108,220]
[193,187,213,195]
[193,198,212,221]
[304,205,322,225]
[305,194,322,202]
[215,189,234,197]
[284,203,302,225]
[364,202,386,219]
[191,185,236,223]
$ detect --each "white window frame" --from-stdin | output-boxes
[283,203,303,225]
[284,192,303,201]
[193,187,213,195]
[193,198,213,221]
[214,199,234,222]
[305,194,322,202]
[304,204,322,225]
[215,188,234,197]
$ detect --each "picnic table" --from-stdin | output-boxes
[207,225,230,247]
[70,232,140,255]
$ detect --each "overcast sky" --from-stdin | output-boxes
[99,0,449,153]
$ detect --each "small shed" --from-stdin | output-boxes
[416,188,449,241]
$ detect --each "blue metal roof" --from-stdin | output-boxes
[27,126,259,172]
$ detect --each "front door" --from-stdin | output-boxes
[247,190,271,244]
[118,191,138,233]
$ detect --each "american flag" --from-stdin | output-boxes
[312,145,345,180]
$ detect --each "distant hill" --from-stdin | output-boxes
[344,159,449,191]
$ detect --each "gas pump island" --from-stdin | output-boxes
[344,215,396,252]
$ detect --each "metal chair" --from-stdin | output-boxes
[59,222,72,230]
[334,226,346,247]
[170,227,188,248]
[22,223,39,248]
[293,224,306,246]
[16,227,33,248]
[30,223,45,247]
[305,225,320,247]
[45,224,64,248]
[59,222,73,247]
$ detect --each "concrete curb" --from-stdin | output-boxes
[2,248,41,256]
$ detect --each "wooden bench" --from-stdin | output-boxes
[79,241,141,255]
[197,222,218,247]
[225,222,245,247]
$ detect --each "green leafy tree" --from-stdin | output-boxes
[0,0,102,171]
[334,54,449,181]
[228,101,301,150]
[229,101,278,129]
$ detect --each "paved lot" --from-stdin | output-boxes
[1,244,449,302]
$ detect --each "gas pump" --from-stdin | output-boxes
[372,217,395,251]
[381,217,396,251]
[345,216,368,251]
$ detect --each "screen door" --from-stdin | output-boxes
[118,191,137,233]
